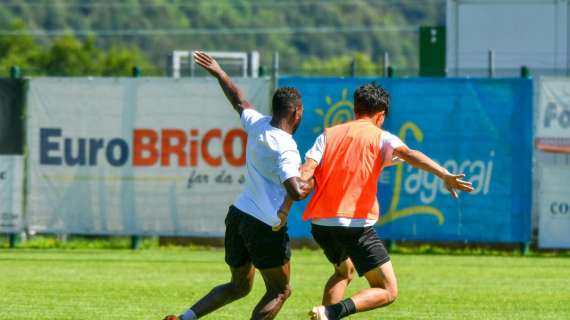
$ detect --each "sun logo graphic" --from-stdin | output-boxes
[313,88,354,133]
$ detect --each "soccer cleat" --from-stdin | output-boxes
[162,315,180,320]
[308,305,330,320]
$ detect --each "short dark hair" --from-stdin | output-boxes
[353,83,389,117]
[272,87,301,118]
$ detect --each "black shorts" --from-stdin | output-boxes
[311,224,390,277]
[224,205,291,270]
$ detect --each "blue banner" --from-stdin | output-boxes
[279,77,532,243]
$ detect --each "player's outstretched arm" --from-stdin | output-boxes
[193,51,253,115]
[393,145,474,198]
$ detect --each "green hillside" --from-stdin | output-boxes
[0,0,444,75]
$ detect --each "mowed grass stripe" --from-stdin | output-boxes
[0,249,568,319]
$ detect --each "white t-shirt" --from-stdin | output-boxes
[305,131,406,227]
[233,109,301,227]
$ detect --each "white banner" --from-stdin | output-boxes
[536,77,570,153]
[0,155,23,232]
[26,78,270,235]
[538,165,570,248]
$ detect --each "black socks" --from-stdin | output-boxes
[325,298,357,319]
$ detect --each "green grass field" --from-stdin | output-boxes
[0,248,569,320]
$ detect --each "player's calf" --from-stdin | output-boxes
[322,260,356,305]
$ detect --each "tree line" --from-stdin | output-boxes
[0,1,444,76]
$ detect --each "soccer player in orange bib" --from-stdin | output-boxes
[279,83,474,320]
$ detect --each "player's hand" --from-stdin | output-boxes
[193,51,224,77]
[443,172,474,198]
[272,210,289,232]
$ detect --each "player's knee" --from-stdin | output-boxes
[369,282,397,304]
[271,284,292,301]
[231,281,253,299]
[387,286,398,304]
[283,285,292,299]
[336,270,354,283]
[346,265,356,282]
[334,265,355,282]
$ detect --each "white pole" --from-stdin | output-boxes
[384,51,390,77]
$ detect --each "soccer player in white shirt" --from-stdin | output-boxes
[163,52,314,320]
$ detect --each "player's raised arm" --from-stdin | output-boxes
[393,145,474,198]
[192,51,254,115]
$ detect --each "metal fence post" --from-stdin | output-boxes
[383,52,390,77]
[131,65,141,251]
[8,234,16,248]
[518,61,530,256]
[132,66,141,78]
[520,242,530,256]
[385,240,397,252]
[272,51,279,92]
[272,52,279,80]
[387,66,395,78]
[259,65,268,77]
[520,65,530,78]
[8,65,21,248]
[10,65,21,79]
[488,49,495,78]
[131,235,141,250]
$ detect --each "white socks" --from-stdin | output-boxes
[180,308,197,320]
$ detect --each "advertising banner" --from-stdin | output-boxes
[538,165,570,248]
[0,79,25,155]
[0,155,23,232]
[26,78,270,236]
[280,77,532,242]
[536,77,570,153]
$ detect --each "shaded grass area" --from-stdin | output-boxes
[0,248,569,319]
[2,235,570,257]
[0,235,160,250]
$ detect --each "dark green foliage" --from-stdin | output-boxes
[0,0,445,76]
